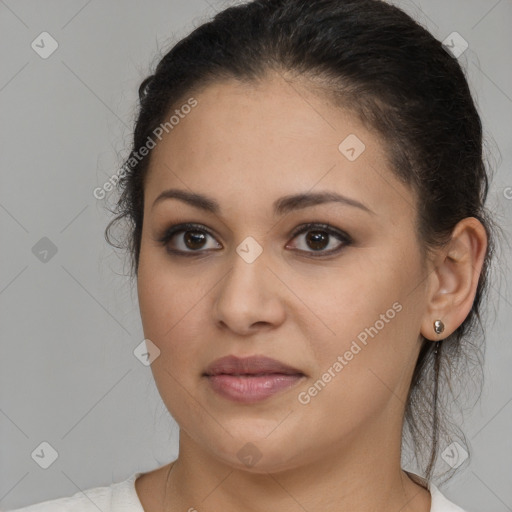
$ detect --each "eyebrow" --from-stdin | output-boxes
[151,188,375,216]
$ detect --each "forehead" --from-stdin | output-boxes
[144,75,415,222]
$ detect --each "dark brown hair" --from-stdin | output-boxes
[105,0,501,485]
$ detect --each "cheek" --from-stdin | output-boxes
[296,254,401,347]
[137,248,215,387]
[137,245,202,339]
[296,248,421,400]
[137,255,208,422]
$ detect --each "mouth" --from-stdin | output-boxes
[203,355,306,403]
[203,354,305,377]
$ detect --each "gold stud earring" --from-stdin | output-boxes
[433,319,445,335]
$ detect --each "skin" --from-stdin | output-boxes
[134,71,488,512]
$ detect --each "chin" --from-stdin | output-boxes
[209,435,309,475]
[226,453,302,475]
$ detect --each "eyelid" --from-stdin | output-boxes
[158,221,352,257]
[285,222,351,256]
[156,222,221,248]
[288,222,351,243]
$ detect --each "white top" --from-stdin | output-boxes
[7,471,468,511]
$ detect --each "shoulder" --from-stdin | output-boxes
[429,482,469,512]
[406,471,469,512]
[6,473,144,512]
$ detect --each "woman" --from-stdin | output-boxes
[11,0,498,510]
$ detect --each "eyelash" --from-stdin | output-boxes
[157,222,352,258]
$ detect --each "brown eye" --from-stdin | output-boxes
[286,223,351,257]
[183,230,208,250]
[304,230,330,251]
[158,223,222,255]
[158,222,351,258]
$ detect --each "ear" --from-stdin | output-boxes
[420,217,488,341]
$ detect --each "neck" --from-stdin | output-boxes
[161,427,431,512]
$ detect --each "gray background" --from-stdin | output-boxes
[1,0,511,510]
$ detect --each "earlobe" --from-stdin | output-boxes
[420,217,487,342]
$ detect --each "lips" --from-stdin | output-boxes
[203,355,306,403]
[203,355,304,377]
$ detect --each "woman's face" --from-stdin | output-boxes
[137,74,431,472]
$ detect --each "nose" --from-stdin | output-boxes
[212,249,286,336]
